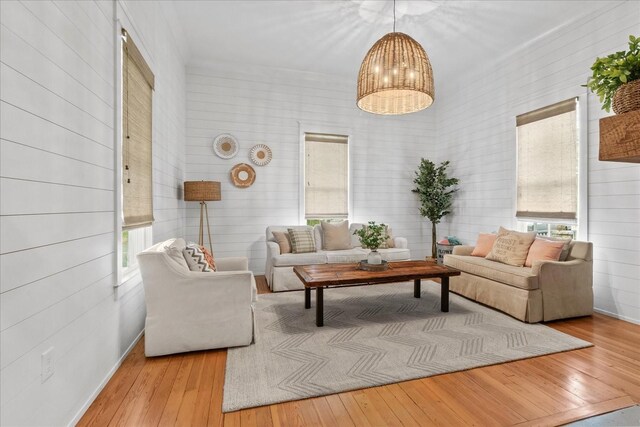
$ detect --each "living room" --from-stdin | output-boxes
[1,0,639,426]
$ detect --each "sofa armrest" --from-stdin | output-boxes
[393,237,408,249]
[266,241,281,257]
[453,245,475,256]
[215,257,249,272]
[532,259,593,321]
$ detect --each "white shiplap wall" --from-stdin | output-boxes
[0,1,187,425]
[185,64,436,273]
[434,1,640,323]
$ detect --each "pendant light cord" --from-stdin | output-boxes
[393,0,396,32]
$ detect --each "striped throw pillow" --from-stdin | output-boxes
[183,243,213,272]
[287,228,316,254]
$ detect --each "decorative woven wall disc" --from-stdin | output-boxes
[250,144,272,166]
[213,133,239,159]
[230,163,256,188]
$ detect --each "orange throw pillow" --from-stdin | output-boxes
[471,233,497,257]
[200,245,217,272]
[524,239,564,267]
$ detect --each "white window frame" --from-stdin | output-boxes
[298,122,353,225]
[514,92,588,241]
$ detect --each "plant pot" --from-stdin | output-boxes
[612,79,640,114]
[367,249,382,265]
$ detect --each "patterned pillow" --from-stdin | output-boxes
[485,227,536,267]
[287,228,316,254]
[183,243,213,272]
[200,246,217,272]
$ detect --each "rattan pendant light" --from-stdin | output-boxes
[357,0,434,115]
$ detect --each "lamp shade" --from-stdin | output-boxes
[357,32,434,115]
[184,181,221,202]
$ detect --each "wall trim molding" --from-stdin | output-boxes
[67,329,145,427]
[594,307,640,326]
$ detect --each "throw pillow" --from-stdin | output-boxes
[287,228,316,254]
[321,221,352,250]
[524,239,564,267]
[272,231,292,254]
[183,243,213,272]
[537,236,573,261]
[164,240,190,270]
[385,227,395,249]
[200,245,217,272]
[471,233,497,257]
[485,227,536,267]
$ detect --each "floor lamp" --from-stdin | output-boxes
[184,181,221,254]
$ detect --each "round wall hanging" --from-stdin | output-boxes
[213,133,239,159]
[249,144,272,166]
[230,163,256,188]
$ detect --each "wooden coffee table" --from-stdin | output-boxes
[293,261,461,327]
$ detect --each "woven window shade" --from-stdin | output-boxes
[357,32,434,115]
[122,29,154,230]
[304,133,348,219]
[516,98,578,220]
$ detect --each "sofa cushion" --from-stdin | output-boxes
[486,227,536,267]
[378,248,411,261]
[272,231,292,254]
[321,220,352,250]
[444,255,538,290]
[271,252,327,267]
[183,244,213,272]
[524,239,564,267]
[471,233,497,257]
[288,228,316,254]
[324,248,368,263]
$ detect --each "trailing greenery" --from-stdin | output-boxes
[412,159,459,259]
[353,221,388,251]
[585,35,640,112]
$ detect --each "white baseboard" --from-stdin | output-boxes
[594,308,640,325]
[67,329,144,427]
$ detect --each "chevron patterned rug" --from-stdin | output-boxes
[223,281,591,412]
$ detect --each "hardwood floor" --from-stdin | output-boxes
[79,276,640,426]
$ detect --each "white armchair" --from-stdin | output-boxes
[137,238,256,357]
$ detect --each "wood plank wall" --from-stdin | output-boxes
[433,0,640,323]
[0,1,188,425]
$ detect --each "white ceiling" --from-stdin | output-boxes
[172,0,611,80]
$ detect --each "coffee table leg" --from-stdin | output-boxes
[441,276,449,312]
[305,287,311,309]
[414,279,421,298]
[316,287,324,327]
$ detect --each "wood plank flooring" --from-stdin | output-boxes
[79,276,640,426]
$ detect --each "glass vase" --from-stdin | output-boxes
[367,249,382,265]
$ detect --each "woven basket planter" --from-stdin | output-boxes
[612,79,640,114]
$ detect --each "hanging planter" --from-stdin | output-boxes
[585,35,639,114]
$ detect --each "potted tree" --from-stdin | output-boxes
[412,159,459,260]
[585,35,640,114]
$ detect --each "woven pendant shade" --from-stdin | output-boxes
[184,181,221,202]
[357,32,434,115]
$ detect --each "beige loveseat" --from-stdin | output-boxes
[265,223,410,292]
[443,240,593,323]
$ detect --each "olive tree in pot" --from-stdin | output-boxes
[412,159,459,259]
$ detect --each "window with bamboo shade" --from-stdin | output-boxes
[122,28,155,230]
[516,98,578,220]
[304,133,349,221]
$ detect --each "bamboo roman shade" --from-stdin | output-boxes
[304,133,348,219]
[122,29,154,230]
[516,98,578,220]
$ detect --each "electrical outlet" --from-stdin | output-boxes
[41,347,54,383]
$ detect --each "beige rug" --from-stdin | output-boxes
[223,281,591,412]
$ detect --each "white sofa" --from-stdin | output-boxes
[265,223,410,292]
[137,238,257,356]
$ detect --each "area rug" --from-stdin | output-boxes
[223,281,591,412]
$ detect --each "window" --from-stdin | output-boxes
[120,29,154,279]
[516,98,580,236]
[304,133,349,225]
